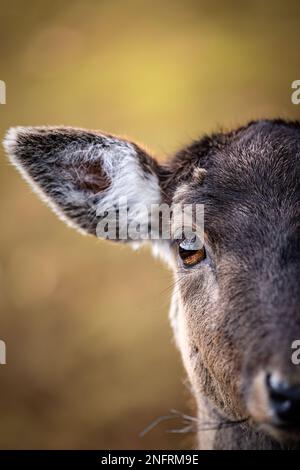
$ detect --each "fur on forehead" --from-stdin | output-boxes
[166,119,300,198]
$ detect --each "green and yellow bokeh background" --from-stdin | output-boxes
[0,0,299,449]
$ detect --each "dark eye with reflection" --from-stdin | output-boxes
[178,235,206,267]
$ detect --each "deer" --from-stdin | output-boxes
[3,119,300,450]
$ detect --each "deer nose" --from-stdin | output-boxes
[267,373,300,426]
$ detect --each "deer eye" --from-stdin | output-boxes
[178,235,206,267]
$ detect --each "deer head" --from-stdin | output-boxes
[3,119,300,449]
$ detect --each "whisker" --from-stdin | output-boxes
[140,409,249,438]
[139,414,179,437]
[169,408,199,423]
[159,275,185,296]
[167,424,196,434]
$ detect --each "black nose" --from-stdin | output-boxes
[267,374,300,426]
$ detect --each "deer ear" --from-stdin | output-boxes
[3,126,164,239]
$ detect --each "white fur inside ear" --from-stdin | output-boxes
[96,137,161,227]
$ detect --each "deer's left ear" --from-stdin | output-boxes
[3,126,166,239]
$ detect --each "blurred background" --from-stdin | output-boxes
[0,0,300,450]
